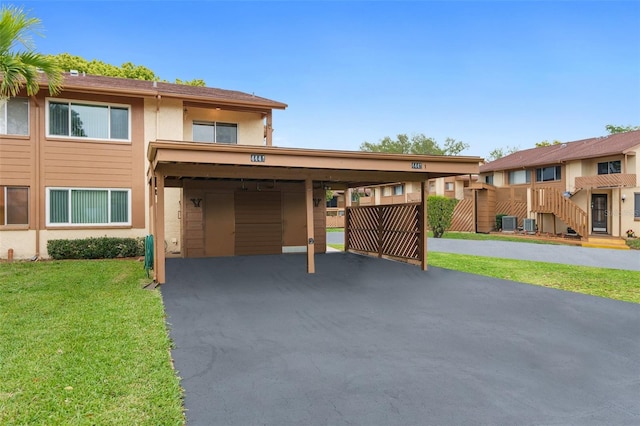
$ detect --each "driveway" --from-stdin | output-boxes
[162,254,639,425]
[327,232,640,270]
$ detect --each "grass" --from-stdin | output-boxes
[626,238,640,250]
[326,227,344,232]
[327,244,640,303]
[0,260,184,425]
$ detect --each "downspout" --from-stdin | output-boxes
[31,95,41,258]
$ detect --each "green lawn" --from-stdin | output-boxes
[0,260,184,425]
[327,244,640,303]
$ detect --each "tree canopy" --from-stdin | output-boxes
[605,124,640,134]
[360,133,469,156]
[535,140,562,147]
[487,145,519,161]
[48,53,206,86]
[0,5,62,98]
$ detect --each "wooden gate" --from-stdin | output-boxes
[346,203,422,265]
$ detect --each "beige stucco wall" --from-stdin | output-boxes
[0,230,37,260]
[564,161,582,192]
[183,108,264,146]
[164,187,182,254]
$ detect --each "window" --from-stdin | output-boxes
[193,121,237,144]
[47,188,130,226]
[597,160,621,175]
[0,187,29,225]
[635,193,640,219]
[485,175,494,185]
[535,166,561,182]
[509,170,530,185]
[393,184,404,196]
[445,182,454,191]
[0,97,29,135]
[47,100,130,140]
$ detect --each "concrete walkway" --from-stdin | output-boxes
[326,232,640,271]
[163,254,640,425]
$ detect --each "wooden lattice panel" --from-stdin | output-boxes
[450,199,474,232]
[347,203,421,262]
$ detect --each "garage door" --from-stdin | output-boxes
[235,191,282,255]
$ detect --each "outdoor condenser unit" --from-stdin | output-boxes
[523,218,536,233]
[502,216,517,232]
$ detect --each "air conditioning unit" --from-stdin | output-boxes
[502,216,517,232]
[523,218,536,233]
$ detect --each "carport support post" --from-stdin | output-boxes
[155,174,166,284]
[421,181,428,271]
[305,178,315,273]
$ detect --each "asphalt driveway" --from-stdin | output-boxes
[162,254,639,425]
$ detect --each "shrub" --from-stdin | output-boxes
[47,237,145,260]
[427,195,459,238]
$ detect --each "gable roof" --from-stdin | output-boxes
[480,130,640,173]
[40,73,287,110]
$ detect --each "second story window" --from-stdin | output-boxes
[485,175,494,185]
[193,121,237,144]
[0,97,29,136]
[445,182,454,191]
[47,99,130,141]
[597,160,621,175]
[536,165,561,182]
[509,170,530,185]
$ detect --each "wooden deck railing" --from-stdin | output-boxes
[575,173,636,189]
[531,187,587,237]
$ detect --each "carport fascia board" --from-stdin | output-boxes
[148,141,481,180]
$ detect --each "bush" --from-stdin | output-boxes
[47,237,145,260]
[427,195,459,238]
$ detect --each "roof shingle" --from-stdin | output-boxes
[480,130,640,173]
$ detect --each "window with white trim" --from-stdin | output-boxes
[393,184,404,196]
[509,170,530,185]
[47,188,130,226]
[193,121,238,144]
[0,97,29,135]
[597,160,621,175]
[535,166,561,182]
[445,182,454,191]
[47,99,130,141]
[634,192,640,219]
[0,186,29,225]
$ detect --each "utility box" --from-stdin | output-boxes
[523,218,536,233]
[502,216,517,232]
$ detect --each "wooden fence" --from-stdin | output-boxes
[346,203,422,264]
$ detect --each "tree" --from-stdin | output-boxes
[50,53,206,86]
[535,140,561,147]
[360,133,469,155]
[487,145,519,161]
[605,124,640,134]
[0,5,62,99]
[426,195,458,238]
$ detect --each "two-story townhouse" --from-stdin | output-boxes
[478,130,639,240]
[1,73,480,283]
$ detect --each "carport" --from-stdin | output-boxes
[147,141,480,284]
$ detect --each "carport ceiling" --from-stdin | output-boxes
[148,140,481,188]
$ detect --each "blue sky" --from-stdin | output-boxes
[16,0,640,158]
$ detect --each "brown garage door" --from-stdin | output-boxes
[235,191,282,255]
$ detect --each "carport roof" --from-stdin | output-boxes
[148,141,481,188]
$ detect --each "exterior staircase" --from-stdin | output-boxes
[531,187,588,237]
[582,236,630,250]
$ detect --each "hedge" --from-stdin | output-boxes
[47,237,145,260]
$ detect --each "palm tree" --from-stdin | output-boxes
[0,5,62,99]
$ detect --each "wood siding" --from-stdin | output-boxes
[235,191,283,255]
[475,187,496,233]
[182,181,326,257]
[0,138,32,185]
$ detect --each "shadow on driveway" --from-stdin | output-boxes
[162,253,639,425]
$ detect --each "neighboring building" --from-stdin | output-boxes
[1,73,480,282]
[479,131,640,239]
